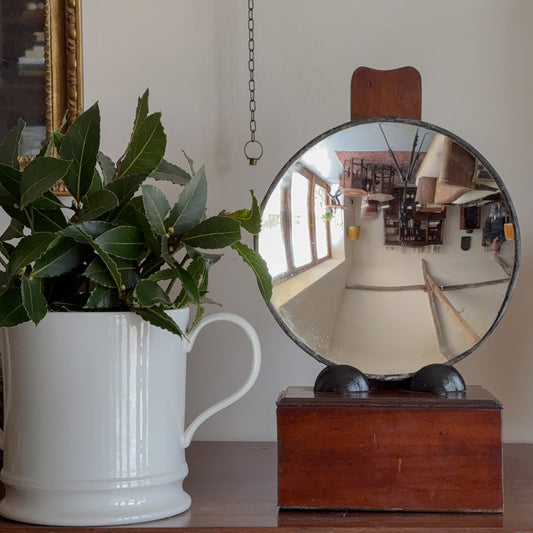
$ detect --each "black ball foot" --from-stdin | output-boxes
[314,364,369,394]
[410,363,466,396]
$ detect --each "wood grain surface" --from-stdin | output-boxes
[351,66,422,121]
[0,442,531,531]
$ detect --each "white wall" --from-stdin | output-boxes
[82,0,533,442]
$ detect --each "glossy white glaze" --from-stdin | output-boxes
[0,309,260,525]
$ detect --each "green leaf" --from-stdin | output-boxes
[232,242,272,302]
[186,257,207,287]
[185,258,207,300]
[199,296,221,307]
[139,254,165,279]
[0,184,22,223]
[115,113,166,179]
[7,233,58,277]
[182,150,195,174]
[80,189,119,221]
[150,158,191,186]
[0,119,25,168]
[20,157,72,207]
[184,245,223,267]
[33,208,67,232]
[225,190,261,234]
[85,169,104,197]
[158,235,199,303]
[32,237,85,278]
[84,285,120,309]
[105,173,146,212]
[38,111,68,158]
[141,183,170,237]
[175,262,201,303]
[0,241,14,261]
[62,220,115,241]
[38,137,54,159]
[84,257,139,289]
[97,151,116,184]
[0,287,29,327]
[0,271,10,296]
[52,130,65,151]
[147,268,179,282]
[131,89,149,141]
[21,275,47,325]
[160,232,178,265]
[59,102,100,200]
[94,226,146,260]
[182,215,241,249]
[173,257,207,309]
[0,218,24,241]
[61,225,122,290]
[32,190,65,210]
[133,306,184,337]
[89,245,122,291]
[189,304,205,331]
[0,164,22,200]
[135,279,171,307]
[166,165,207,233]
[39,129,66,158]
[115,202,158,253]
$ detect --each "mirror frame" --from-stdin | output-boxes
[256,117,521,380]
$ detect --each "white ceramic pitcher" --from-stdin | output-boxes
[0,309,260,526]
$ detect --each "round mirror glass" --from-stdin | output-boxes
[256,118,520,379]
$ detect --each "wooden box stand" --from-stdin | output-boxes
[277,386,503,512]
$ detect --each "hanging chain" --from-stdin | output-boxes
[248,0,256,142]
[244,0,263,165]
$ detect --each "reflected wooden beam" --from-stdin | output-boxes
[346,278,509,292]
[493,253,512,277]
[440,278,510,291]
[345,283,426,292]
[421,259,481,348]
[421,260,454,360]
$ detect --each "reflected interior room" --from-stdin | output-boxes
[259,120,516,378]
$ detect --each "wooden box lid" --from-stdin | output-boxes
[277,385,502,410]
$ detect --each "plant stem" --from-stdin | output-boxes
[24,208,35,233]
[166,277,177,295]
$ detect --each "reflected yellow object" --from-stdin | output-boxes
[504,223,515,241]
[348,225,360,241]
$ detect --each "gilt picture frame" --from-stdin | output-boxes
[46,0,83,194]
[0,0,83,194]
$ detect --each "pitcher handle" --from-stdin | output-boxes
[181,312,261,448]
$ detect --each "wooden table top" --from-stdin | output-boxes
[0,442,532,531]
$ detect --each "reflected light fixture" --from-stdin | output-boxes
[379,124,429,240]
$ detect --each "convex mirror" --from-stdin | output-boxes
[256,118,519,379]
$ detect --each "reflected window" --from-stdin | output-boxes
[291,173,312,267]
[260,168,331,281]
[314,184,329,260]
[259,184,288,278]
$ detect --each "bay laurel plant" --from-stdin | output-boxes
[0,90,272,336]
